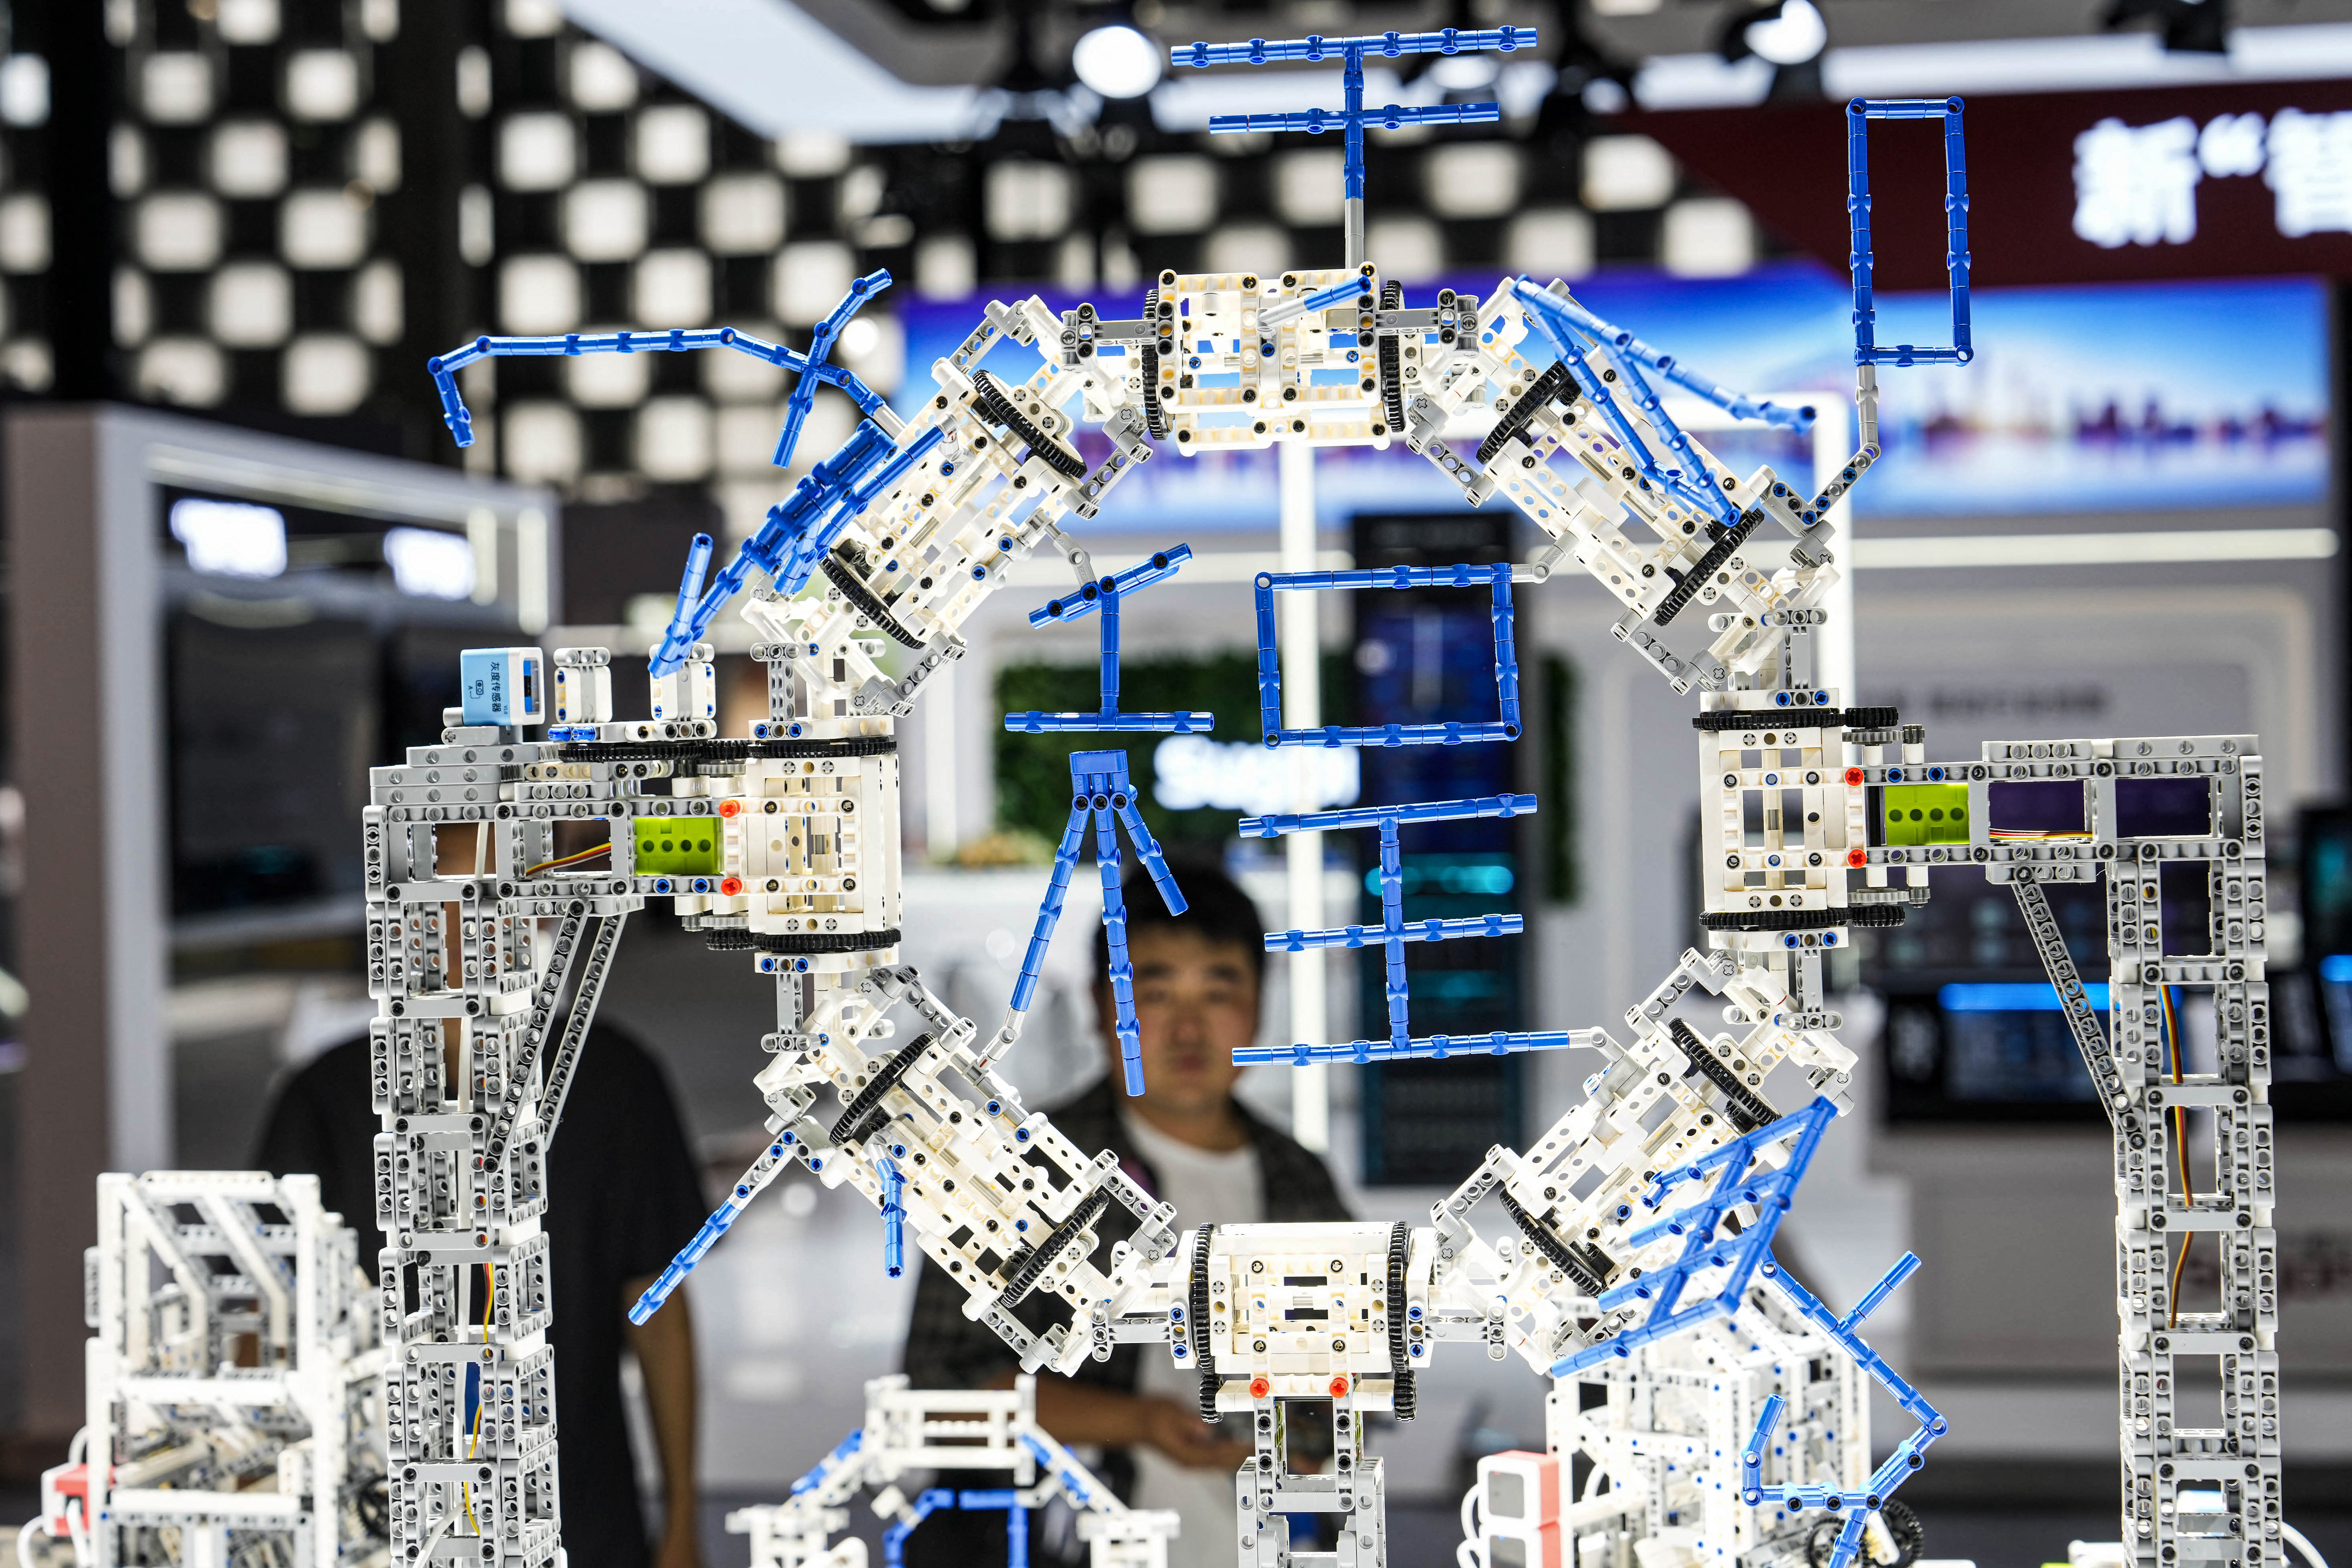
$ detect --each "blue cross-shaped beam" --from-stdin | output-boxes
[1004,544,1215,734]
[1234,793,1577,1064]
[427,269,893,466]
[1175,28,1537,266]
[1738,1254,1948,1568]
[1549,1095,1837,1379]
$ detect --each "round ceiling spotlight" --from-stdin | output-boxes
[1072,24,1164,99]
[1742,0,1827,66]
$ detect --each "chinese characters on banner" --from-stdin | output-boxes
[2075,107,2352,246]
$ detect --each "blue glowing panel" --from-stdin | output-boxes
[895,270,2326,521]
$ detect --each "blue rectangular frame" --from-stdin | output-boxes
[1847,96,1972,368]
[1253,562,1520,747]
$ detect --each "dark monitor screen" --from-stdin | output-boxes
[1350,511,1529,1187]
[161,488,518,925]
[1871,863,2350,1122]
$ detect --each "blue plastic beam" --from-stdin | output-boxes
[1847,97,1972,368]
[427,270,893,453]
[1003,751,1187,1093]
[1006,546,1216,734]
[1253,565,1522,748]
[629,1133,803,1322]
[1508,281,1816,434]
[1240,792,1536,839]
[1737,1251,1950,1568]
[1175,28,1534,203]
[1550,1097,1836,1378]
[1176,27,1536,67]
[1234,794,1538,1063]
[1234,1029,1579,1066]
[1266,913,1524,951]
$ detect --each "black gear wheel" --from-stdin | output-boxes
[973,369,1087,479]
[703,926,904,955]
[1496,1191,1604,1294]
[1139,286,1170,441]
[558,735,897,763]
[1376,280,1406,436]
[559,737,730,763]
[1668,1017,1772,1132]
[1653,509,1764,628]
[1692,708,1855,733]
[819,551,928,650]
[1477,360,1576,466]
[1700,905,1906,933]
[1189,1224,1219,1421]
[1805,1520,1847,1568]
[747,735,899,759]
[356,1477,389,1538]
[1682,705,1898,737]
[828,1033,934,1148]
[1385,1221,1415,1417]
[998,1186,1112,1307]
[1139,343,1168,439]
[1877,1500,1925,1568]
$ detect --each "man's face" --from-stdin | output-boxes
[1098,926,1258,1118]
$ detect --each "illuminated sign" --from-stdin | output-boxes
[1626,78,2352,285]
[2075,108,2352,246]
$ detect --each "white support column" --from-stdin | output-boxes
[924,661,959,857]
[1815,400,1857,706]
[1277,439,1330,1152]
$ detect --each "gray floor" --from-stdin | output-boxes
[686,1495,2352,1568]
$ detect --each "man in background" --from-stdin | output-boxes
[903,858,1351,1568]
[255,1018,708,1568]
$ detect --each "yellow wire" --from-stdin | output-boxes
[525,843,611,876]
[464,1263,492,1533]
[2161,986,2195,1328]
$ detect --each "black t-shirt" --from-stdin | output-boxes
[254,1023,708,1568]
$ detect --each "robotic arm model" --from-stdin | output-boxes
[393,67,2284,1568]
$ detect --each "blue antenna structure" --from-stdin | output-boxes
[1174,27,1536,267]
[1004,750,1187,1096]
[426,270,936,676]
[1005,545,1215,734]
[1741,1248,1950,1568]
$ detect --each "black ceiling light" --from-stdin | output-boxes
[1715,0,1827,100]
[2102,0,2231,55]
[1522,5,1635,155]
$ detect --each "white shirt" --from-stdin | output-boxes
[1120,1112,1262,1568]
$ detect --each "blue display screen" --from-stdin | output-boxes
[896,266,2328,527]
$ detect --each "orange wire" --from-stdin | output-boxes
[2162,985,2194,1328]
[525,842,611,876]
[464,1263,492,1532]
